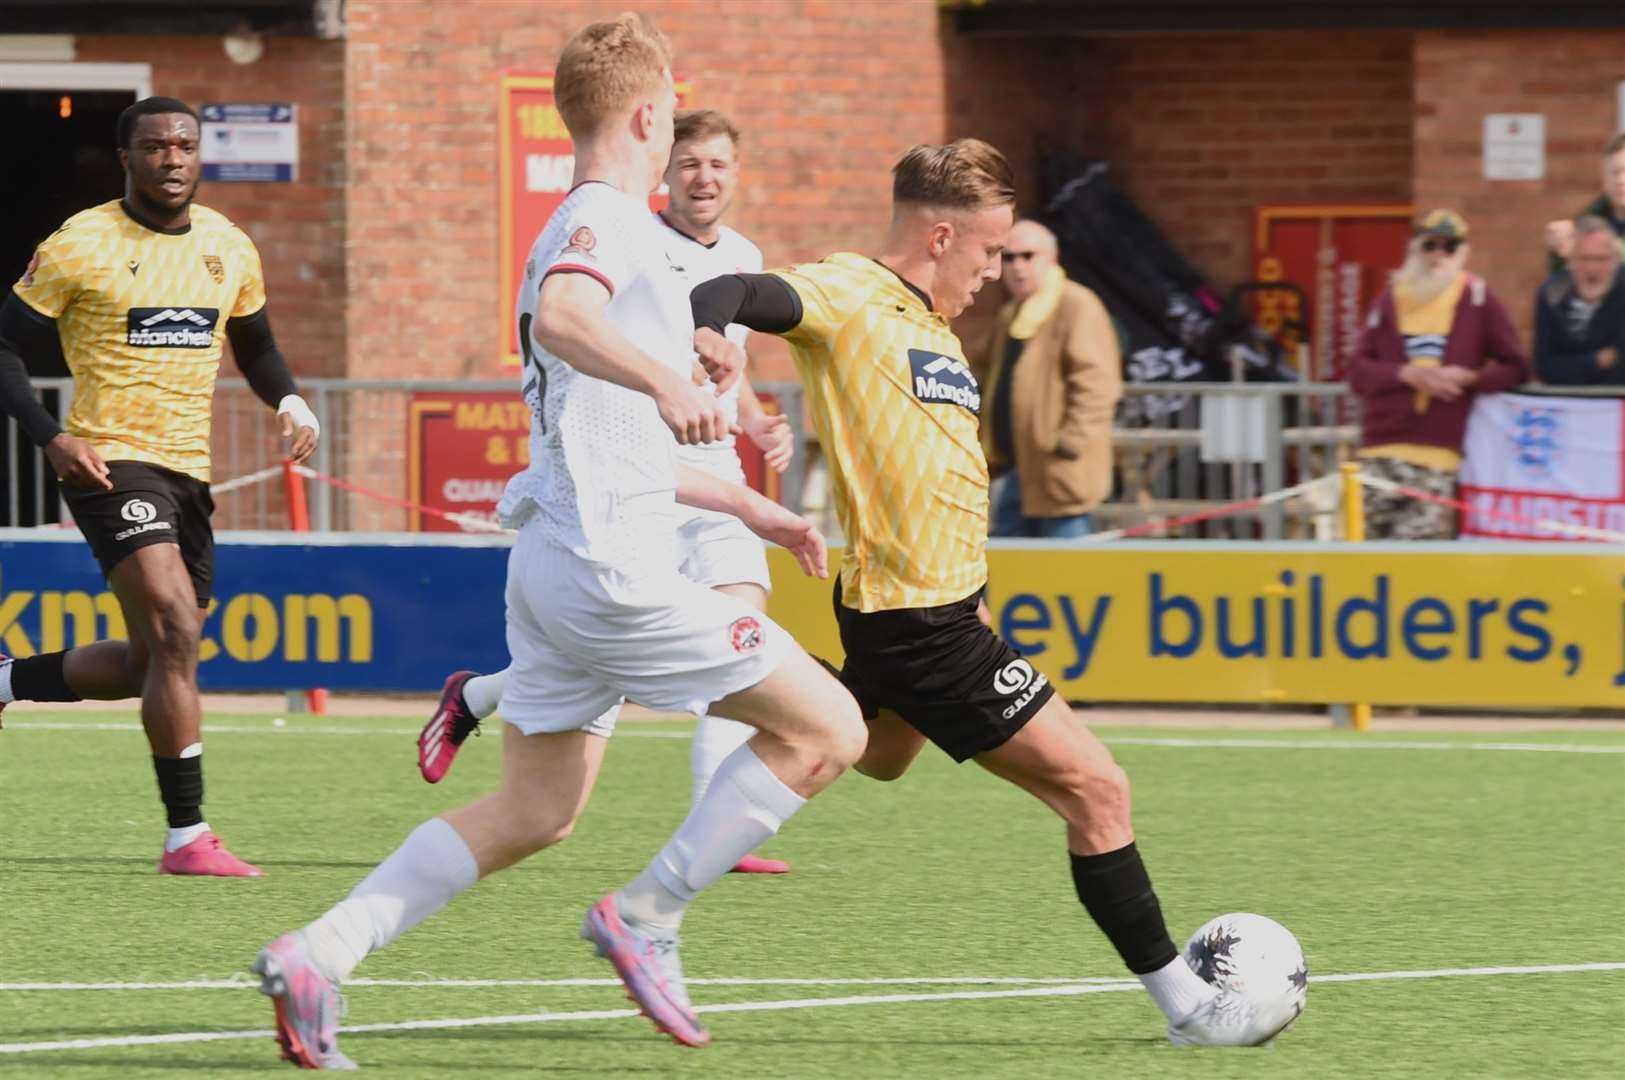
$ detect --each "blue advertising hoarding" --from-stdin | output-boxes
[0,532,510,691]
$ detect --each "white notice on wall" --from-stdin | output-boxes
[201,103,297,183]
[1618,80,1625,135]
[1483,114,1545,181]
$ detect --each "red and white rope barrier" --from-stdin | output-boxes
[1082,475,1340,543]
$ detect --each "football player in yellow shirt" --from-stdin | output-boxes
[689,140,1300,1046]
[0,97,319,877]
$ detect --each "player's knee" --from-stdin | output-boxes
[823,696,868,772]
[1075,759,1132,825]
[508,803,578,855]
[144,599,199,658]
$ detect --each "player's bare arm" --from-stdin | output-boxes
[535,271,731,445]
[675,463,826,578]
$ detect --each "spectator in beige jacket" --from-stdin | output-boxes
[972,219,1122,538]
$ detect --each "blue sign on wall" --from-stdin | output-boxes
[0,534,510,691]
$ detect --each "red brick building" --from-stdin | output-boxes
[3,0,1622,377]
[2,0,1623,526]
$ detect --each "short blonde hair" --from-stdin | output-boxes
[674,109,740,150]
[555,12,673,139]
[892,139,1015,211]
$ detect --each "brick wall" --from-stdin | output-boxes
[1414,28,1625,346]
[76,35,347,379]
[344,0,951,385]
[1067,32,1414,293]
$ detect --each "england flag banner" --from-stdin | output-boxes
[1458,391,1625,541]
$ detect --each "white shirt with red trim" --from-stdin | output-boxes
[654,214,764,483]
[499,182,694,566]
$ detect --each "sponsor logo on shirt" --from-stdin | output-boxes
[126,307,219,348]
[908,348,980,413]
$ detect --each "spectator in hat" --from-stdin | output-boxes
[1347,210,1531,539]
[1544,133,1625,274]
[971,219,1122,539]
[1534,214,1625,386]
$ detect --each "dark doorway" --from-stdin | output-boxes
[1,87,131,525]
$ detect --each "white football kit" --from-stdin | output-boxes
[495,182,790,736]
[654,213,773,592]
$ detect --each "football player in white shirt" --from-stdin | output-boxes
[251,15,863,1067]
[416,112,797,875]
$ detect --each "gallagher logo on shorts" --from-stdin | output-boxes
[908,348,980,414]
[114,498,172,541]
[127,307,219,348]
[729,616,764,653]
[993,658,1048,719]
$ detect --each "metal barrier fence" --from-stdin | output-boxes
[8,376,1359,536]
[5,377,811,532]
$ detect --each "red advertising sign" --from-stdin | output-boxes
[407,392,529,532]
[498,71,687,369]
[409,389,788,533]
[1252,205,1413,381]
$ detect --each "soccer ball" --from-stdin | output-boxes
[1182,912,1308,1020]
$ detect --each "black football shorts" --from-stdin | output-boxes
[61,460,216,606]
[832,583,1055,762]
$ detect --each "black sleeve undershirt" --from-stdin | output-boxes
[691,273,803,337]
[0,293,66,447]
[225,307,299,409]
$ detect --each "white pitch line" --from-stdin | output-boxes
[1,962,1620,1056]
[7,720,1623,754]
[0,720,690,739]
[1105,736,1625,755]
[0,975,1122,992]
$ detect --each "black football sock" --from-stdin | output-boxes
[1070,842,1179,975]
[152,754,205,829]
[6,651,82,702]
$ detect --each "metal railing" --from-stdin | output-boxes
[1107,382,1359,540]
[7,377,810,532]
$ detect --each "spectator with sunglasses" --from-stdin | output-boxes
[1347,210,1530,539]
[970,219,1122,539]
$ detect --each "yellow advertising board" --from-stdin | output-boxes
[766,543,1625,708]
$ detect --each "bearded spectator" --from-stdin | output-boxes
[1347,210,1531,539]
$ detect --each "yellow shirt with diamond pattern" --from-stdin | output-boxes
[12,200,267,481]
[771,253,989,612]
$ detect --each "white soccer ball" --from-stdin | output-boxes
[1182,912,1308,1018]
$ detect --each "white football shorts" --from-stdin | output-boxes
[500,521,793,737]
[674,506,772,591]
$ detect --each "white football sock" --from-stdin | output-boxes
[300,817,479,984]
[1140,955,1218,1023]
[619,743,806,930]
[689,714,757,807]
[165,822,210,852]
[462,670,507,720]
[0,659,13,704]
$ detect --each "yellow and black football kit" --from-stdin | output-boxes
[692,255,1056,761]
[3,199,275,600]
[13,198,266,481]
